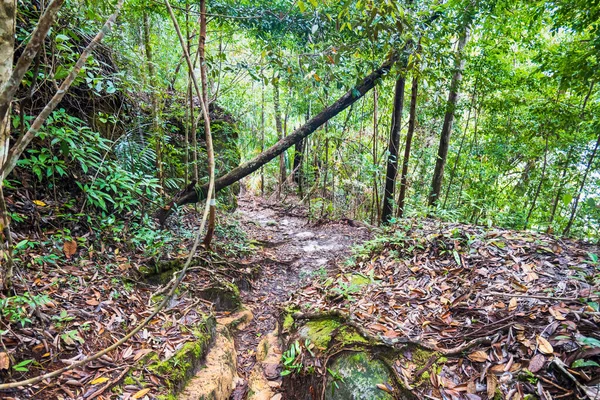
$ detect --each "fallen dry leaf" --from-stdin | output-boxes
[508,297,518,311]
[528,354,545,373]
[536,336,554,355]
[132,388,151,399]
[90,376,109,385]
[63,239,77,259]
[0,352,9,370]
[468,350,489,363]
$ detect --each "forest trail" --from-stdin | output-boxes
[230,195,371,397]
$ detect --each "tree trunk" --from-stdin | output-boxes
[397,74,419,218]
[156,54,397,224]
[372,87,380,224]
[260,84,265,196]
[428,26,470,207]
[198,0,216,249]
[0,0,64,122]
[273,77,285,198]
[441,82,477,208]
[0,0,16,290]
[524,133,549,229]
[381,77,405,223]
[143,11,163,190]
[563,131,600,236]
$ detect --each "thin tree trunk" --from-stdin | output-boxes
[547,148,571,231]
[381,76,405,223]
[563,131,600,236]
[372,87,379,224]
[0,0,125,182]
[199,0,216,249]
[260,84,265,196]
[524,133,549,229]
[143,11,163,190]
[0,0,16,290]
[428,26,470,207]
[441,82,477,208]
[397,74,419,218]
[0,0,64,122]
[273,77,285,198]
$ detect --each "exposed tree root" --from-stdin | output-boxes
[292,310,499,356]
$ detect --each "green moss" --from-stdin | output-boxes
[336,326,368,345]
[347,273,371,286]
[146,316,215,394]
[283,313,295,331]
[123,376,136,386]
[421,371,430,380]
[298,318,341,350]
[199,281,241,311]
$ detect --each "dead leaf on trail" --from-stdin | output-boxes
[90,376,109,385]
[549,307,566,321]
[132,388,151,399]
[134,348,154,361]
[487,374,498,399]
[63,240,77,259]
[508,297,518,311]
[468,350,489,363]
[33,200,46,207]
[536,336,554,355]
[528,354,545,373]
[0,352,9,370]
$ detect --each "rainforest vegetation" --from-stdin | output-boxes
[0,0,599,399]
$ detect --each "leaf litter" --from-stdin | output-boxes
[287,219,600,399]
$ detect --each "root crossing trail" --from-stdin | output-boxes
[231,195,371,398]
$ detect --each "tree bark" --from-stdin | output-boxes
[428,26,470,207]
[381,77,405,223]
[397,74,419,218]
[372,87,380,224]
[199,0,216,249]
[273,76,285,198]
[156,54,397,224]
[524,132,549,229]
[0,0,16,290]
[0,0,64,123]
[441,81,477,208]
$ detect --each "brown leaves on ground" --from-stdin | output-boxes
[288,218,600,399]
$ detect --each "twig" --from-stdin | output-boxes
[482,292,586,302]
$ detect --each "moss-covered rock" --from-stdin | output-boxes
[324,352,394,400]
[147,315,216,394]
[198,280,241,311]
[297,319,341,351]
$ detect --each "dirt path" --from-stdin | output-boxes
[231,195,371,398]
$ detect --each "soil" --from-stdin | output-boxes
[230,194,372,397]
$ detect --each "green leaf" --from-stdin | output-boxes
[13,359,34,372]
[55,33,70,42]
[586,198,596,208]
[562,193,573,206]
[577,336,600,348]
[572,359,600,368]
[298,0,306,12]
[453,250,461,266]
[308,0,317,7]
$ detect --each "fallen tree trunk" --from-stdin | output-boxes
[156,54,397,225]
